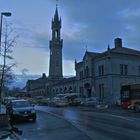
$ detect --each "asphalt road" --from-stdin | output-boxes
[1,106,140,140]
[36,106,140,140]
[13,110,91,140]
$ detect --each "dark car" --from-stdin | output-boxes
[6,99,36,122]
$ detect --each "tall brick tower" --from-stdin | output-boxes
[48,6,63,81]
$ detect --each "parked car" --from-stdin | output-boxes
[64,93,81,105]
[134,102,140,112]
[55,97,69,107]
[49,96,68,107]
[2,97,17,105]
[81,97,97,106]
[72,97,84,106]
[6,99,36,122]
[38,97,50,105]
[128,102,140,112]
[32,96,44,105]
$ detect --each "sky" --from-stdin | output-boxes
[1,0,140,76]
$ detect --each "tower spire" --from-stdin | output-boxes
[54,4,59,21]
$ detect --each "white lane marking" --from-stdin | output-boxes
[110,114,134,121]
[88,112,134,122]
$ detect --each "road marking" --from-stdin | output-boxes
[90,112,135,122]
[110,114,134,121]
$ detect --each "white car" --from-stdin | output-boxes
[134,102,140,112]
[128,102,140,112]
[81,97,97,106]
[49,97,68,107]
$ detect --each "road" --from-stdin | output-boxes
[36,106,140,140]
[13,110,91,140]
[2,106,140,140]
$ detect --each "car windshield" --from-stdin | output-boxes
[12,101,31,108]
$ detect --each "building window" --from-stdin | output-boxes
[120,64,128,75]
[124,65,128,75]
[99,84,104,99]
[98,65,104,76]
[84,66,89,78]
[80,71,83,79]
[120,64,123,75]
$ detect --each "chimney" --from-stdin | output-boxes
[42,73,46,77]
[114,38,122,48]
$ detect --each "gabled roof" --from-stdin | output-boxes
[83,51,100,60]
[110,47,140,56]
[27,73,48,85]
[86,51,100,57]
[76,61,83,67]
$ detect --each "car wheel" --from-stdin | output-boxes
[135,106,140,112]
[32,115,36,122]
[32,117,36,122]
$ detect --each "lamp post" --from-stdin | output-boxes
[0,12,12,51]
[0,12,11,112]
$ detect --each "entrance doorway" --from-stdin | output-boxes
[84,83,92,97]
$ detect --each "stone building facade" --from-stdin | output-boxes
[26,6,140,104]
[26,73,48,97]
[75,38,140,104]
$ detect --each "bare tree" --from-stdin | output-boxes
[0,21,18,101]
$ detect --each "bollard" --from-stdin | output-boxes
[0,114,9,127]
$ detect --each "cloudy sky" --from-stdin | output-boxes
[1,0,140,76]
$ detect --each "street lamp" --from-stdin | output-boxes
[0,12,12,50]
[0,12,11,112]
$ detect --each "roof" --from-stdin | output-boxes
[86,51,100,57]
[27,73,48,84]
[110,47,140,56]
[50,76,77,86]
[83,51,100,60]
[76,61,83,68]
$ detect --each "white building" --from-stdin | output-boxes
[75,38,140,104]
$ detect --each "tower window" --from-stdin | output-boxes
[50,51,52,55]
[55,30,59,40]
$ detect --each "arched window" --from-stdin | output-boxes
[69,87,72,93]
[64,87,67,93]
